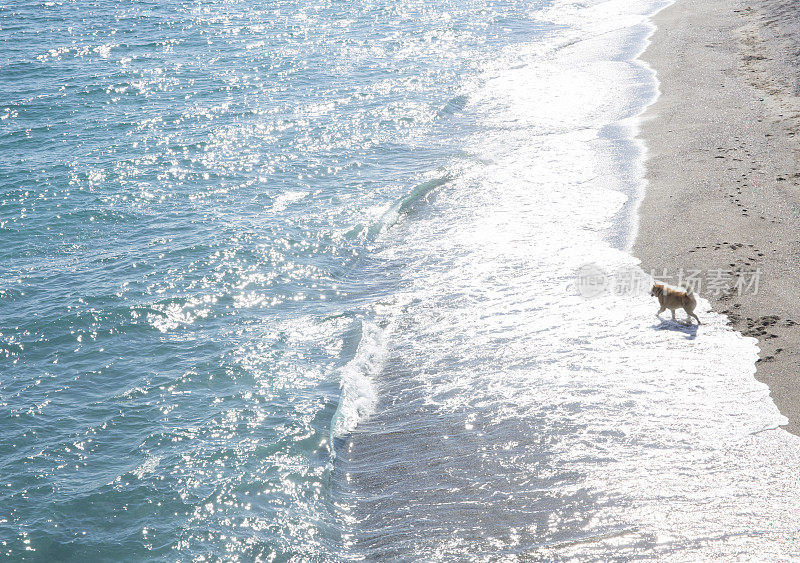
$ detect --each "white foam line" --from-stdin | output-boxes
[330,320,391,443]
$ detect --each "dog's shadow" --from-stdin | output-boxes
[653,318,699,340]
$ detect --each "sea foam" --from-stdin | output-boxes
[336,0,800,559]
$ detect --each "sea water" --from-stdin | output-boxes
[2,0,800,560]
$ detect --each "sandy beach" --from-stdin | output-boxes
[635,0,800,433]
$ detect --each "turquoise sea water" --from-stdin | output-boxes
[6,0,800,560]
[1,0,551,558]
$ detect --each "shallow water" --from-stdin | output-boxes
[2,0,800,560]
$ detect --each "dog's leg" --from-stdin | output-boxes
[671,309,677,322]
[656,306,666,318]
[684,304,701,325]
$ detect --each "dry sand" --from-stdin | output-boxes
[634,0,800,433]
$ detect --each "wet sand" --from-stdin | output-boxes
[634,0,800,433]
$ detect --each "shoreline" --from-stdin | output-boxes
[634,0,800,434]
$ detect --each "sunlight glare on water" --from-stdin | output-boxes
[334,0,800,559]
[2,0,800,560]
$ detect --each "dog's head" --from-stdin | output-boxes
[650,283,664,298]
